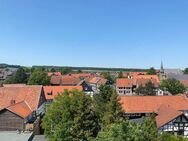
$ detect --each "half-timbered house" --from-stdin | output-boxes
[120,95,188,137]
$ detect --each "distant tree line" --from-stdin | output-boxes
[32,65,147,72]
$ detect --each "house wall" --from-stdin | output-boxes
[159,115,188,137]
[116,86,133,95]
[0,110,24,131]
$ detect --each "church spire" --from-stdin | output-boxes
[160,61,164,73]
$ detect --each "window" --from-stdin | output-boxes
[47,91,53,95]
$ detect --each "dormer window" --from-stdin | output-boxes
[47,91,53,95]
[10,99,16,105]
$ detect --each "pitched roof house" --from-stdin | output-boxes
[87,76,108,93]
[0,85,46,131]
[66,73,96,79]
[43,86,83,102]
[116,75,160,96]
[50,75,93,95]
[48,72,62,77]
[116,78,133,95]
[50,75,81,86]
[119,95,188,137]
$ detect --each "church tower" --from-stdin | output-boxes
[159,61,166,81]
[160,61,164,73]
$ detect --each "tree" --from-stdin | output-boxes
[118,71,124,78]
[94,85,123,128]
[101,72,115,84]
[184,68,188,74]
[77,69,82,73]
[147,67,156,75]
[50,68,56,72]
[144,81,157,96]
[4,67,28,84]
[160,79,186,95]
[102,90,123,127]
[42,90,100,141]
[94,85,114,121]
[28,69,50,85]
[61,67,72,75]
[95,115,158,141]
[139,115,158,141]
[135,81,156,96]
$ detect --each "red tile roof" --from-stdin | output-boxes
[6,101,32,118]
[136,78,159,87]
[134,75,160,83]
[116,78,133,87]
[0,85,43,111]
[88,77,108,85]
[3,84,26,87]
[61,76,81,85]
[98,78,108,85]
[48,72,62,77]
[156,105,183,128]
[43,86,83,100]
[129,72,147,76]
[66,73,96,79]
[50,76,62,85]
[120,96,188,113]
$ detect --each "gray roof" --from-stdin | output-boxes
[167,74,188,80]
[164,69,183,75]
[0,131,33,141]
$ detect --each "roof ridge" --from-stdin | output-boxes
[24,101,32,111]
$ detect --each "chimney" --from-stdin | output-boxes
[10,99,16,105]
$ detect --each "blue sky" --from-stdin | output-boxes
[0,0,188,69]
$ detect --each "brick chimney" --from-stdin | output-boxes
[10,99,16,105]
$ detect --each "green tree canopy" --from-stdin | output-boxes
[77,69,82,73]
[42,90,100,141]
[158,133,188,141]
[4,67,28,84]
[94,85,123,128]
[160,79,186,95]
[61,67,72,75]
[101,72,115,84]
[147,67,156,75]
[95,115,158,141]
[28,69,50,85]
[184,68,188,74]
[118,71,124,78]
[135,81,156,96]
[50,68,56,72]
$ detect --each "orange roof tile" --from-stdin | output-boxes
[156,105,183,128]
[61,76,81,85]
[88,77,107,85]
[3,84,26,87]
[120,96,188,113]
[67,73,96,79]
[98,78,108,85]
[129,72,147,76]
[0,85,43,111]
[48,72,62,77]
[43,86,83,100]
[116,78,133,87]
[136,78,159,87]
[135,75,160,83]
[6,101,32,118]
[50,76,62,85]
